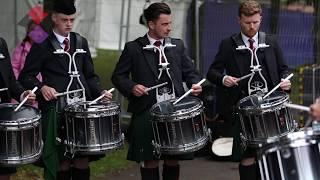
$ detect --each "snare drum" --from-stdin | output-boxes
[64,101,123,155]
[0,103,42,166]
[257,128,320,180]
[150,97,210,155]
[238,91,295,146]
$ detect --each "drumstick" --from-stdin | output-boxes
[173,79,206,105]
[236,72,254,82]
[55,89,84,97]
[0,88,8,92]
[14,86,38,112]
[284,103,310,112]
[263,73,293,99]
[88,88,115,105]
[145,82,168,92]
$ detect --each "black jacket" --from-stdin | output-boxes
[112,35,202,114]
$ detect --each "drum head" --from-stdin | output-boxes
[150,96,203,117]
[0,103,40,124]
[238,91,289,111]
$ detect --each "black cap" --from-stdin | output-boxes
[53,0,76,15]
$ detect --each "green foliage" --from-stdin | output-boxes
[93,49,120,89]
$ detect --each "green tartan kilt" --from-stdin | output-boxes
[127,110,193,162]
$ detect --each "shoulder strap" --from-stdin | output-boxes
[0,38,4,54]
[74,32,83,49]
[231,33,245,47]
[258,31,266,44]
[48,34,63,51]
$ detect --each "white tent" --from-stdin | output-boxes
[0,0,193,54]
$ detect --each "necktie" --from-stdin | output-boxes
[153,40,165,63]
[63,38,70,52]
[248,39,255,50]
[154,40,162,47]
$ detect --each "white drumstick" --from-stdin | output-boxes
[145,82,168,92]
[237,72,254,82]
[89,88,115,105]
[0,88,8,92]
[284,103,310,112]
[55,89,84,97]
[263,73,293,99]
[14,86,38,112]
[173,79,206,105]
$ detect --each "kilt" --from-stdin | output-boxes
[127,110,193,162]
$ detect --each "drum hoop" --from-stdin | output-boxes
[258,129,320,156]
[238,93,289,112]
[150,106,203,122]
[64,101,120,113]
[150,98,203,118]
[0,115,41,126]
[65,108,120,118]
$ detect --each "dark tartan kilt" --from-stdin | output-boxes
[127,110,193,163]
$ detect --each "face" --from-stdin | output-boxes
[52,13,75,37]
[238,13,261,38]
[148,14,172,40]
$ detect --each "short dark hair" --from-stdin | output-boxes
[144,2,171,23]
[238,0,262,17]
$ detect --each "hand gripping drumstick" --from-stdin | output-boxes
[55,89,84,97]
[173,79,206,105]
[236,72,255,82]
[263,73,293,99]
[14,86,38,112]
[144,82,168,92]
[88,88,115,105]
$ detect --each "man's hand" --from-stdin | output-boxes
[191,84,202,96]
[22,90,36,104]
[279,78,291,91]
[40,85,58,101]
[100,90,113,101]
[132,84,148,97]
[223,75,239,87]
[310,98,320,120]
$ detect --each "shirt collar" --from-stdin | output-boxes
[53,30,70,44]
[241,32,258,46]
[147,33,164,46]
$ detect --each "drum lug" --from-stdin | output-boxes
[152,140,161,158]
[207,128,212,142]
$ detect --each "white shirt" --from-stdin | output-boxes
[147,33,164,50]
[53,31,70,50]
[241,32,258,49]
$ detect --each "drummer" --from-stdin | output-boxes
[206,0,291,180]
[0,37,36,180]
[112,2,202,180]
[310,98,320,120]
[18,0,112,179]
